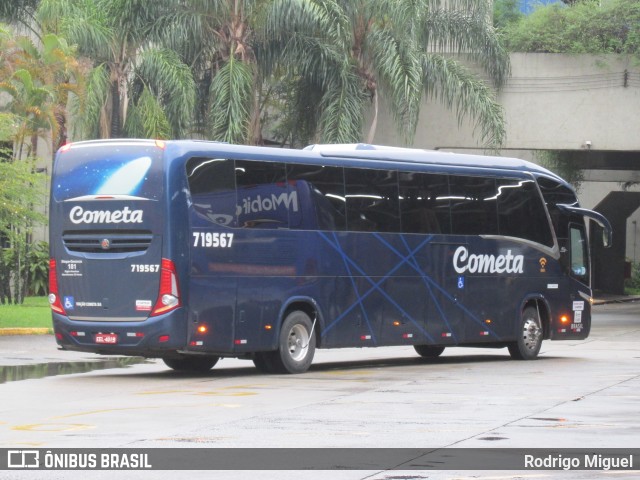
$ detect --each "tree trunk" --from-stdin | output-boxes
[366,90,378,144]
[110,81,121,138]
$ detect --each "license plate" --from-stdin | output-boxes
[95,333,118,344]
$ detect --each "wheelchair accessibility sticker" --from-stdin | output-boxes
[63,296,75,310]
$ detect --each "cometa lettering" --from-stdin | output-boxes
[69,205,143,224]
[453,246,524,274]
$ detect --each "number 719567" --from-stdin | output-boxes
[193,232,234,248]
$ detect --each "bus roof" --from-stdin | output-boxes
[60,139,567,185]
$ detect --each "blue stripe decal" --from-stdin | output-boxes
[318,232,435,342]
[374,233,498,338]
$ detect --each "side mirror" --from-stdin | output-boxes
[557,204,612,248]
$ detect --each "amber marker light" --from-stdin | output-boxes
[197,325,208,334]
[264,325,273,330]
[560,315,570,324]
[485,319,492,324]
[393,321,401,327]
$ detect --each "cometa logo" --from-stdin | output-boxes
[69,205,143,224]
[453,246,524,274]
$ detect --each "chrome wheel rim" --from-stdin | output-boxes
[287,324,309,361]
[522,317,542,352]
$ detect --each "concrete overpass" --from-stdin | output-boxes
[373,53,640,294]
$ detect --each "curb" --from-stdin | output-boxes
[593,297,640,306]
[0,328,52,336]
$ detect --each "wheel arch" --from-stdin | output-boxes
[520,295,551,340]
[279,296,324,348]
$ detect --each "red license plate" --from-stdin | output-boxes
[95,333,118,344]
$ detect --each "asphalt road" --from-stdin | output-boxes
[0,301,638,479]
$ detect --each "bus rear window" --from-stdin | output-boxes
[52,143,164,201]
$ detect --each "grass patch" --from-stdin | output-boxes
[0,296,52,330]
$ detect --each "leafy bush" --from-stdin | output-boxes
[28,241,49,296]
[625,261,640,294]
[503,0,640,57]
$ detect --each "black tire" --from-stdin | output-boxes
[508,306,543,360]
[252,352,276,373]
[162,355,219,372]
[414,345,445,358]
[266,311,316,374]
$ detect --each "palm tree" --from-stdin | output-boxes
[37,0,196,140]
[0,26,85,159]
[260,0,510,148]
[150,0,267,144]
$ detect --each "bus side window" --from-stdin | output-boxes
[345,168,401,233]
[569,223,589,284]
[235,161,289,229]
[496,178,554,247]
[286,164,346,231]
[186,157,237,227]
[398,171,451,234]
[449,175,499,235]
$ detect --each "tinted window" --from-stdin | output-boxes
[497,179,554,246]
[537,176,578,240]
[287,164,346,230]
[53,144,164,201]
[186,157,237,227]
[449,176,499,235]
[235,161,290,229]
[399,172,451,234]
[570,223,589,285]
[345,168,400,232]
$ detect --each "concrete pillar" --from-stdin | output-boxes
[592,192,640,294]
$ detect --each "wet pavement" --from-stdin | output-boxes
[0,334,148,383]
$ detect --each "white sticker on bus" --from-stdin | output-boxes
[453,246,524,274]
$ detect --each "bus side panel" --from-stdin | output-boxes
[186,277,236,353]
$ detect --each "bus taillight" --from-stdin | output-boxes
[48,259,66,314]
[151,259,181,316]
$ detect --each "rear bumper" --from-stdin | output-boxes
[52,309,187,357]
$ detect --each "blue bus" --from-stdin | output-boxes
[48,140,612,374]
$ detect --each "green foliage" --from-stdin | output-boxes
[624,262,640,294]
[536,150,585,192]
[503,0,640,58]
[494,0,524,30]
[28,241,49,297]
[0,148,47,304]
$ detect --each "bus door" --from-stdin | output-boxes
[557,205,612,337]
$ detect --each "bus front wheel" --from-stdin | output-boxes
[267,311,316,374]
[162,355,219,372]
[508,306,543,360]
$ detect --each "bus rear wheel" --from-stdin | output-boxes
[266,311,316,374]
[414,345,445,358]
[162,355,219,372]
[508,306,543,360]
